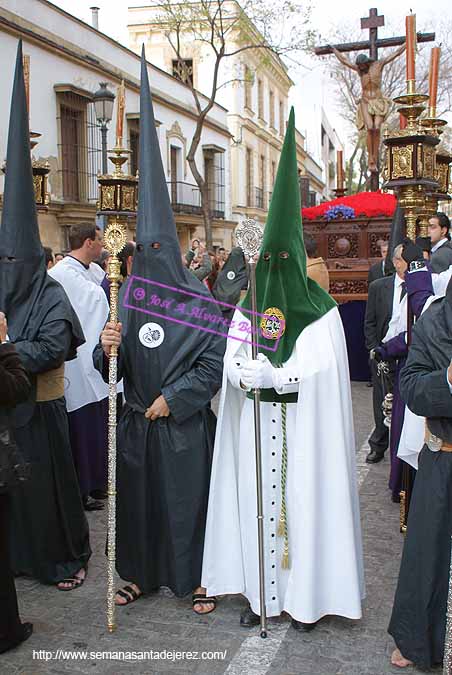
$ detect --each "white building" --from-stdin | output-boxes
[128,0,325,222]
[0,0,235,252]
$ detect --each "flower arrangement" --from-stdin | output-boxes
[302,191,397,221]
[324,205,355,221]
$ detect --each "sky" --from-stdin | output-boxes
[50,0,451,159]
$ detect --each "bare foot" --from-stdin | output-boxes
[193,586,216,615]
[57,567,86,591]
[391,648,414,668]
[115,583,142,605]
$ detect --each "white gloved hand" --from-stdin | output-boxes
[241,353,275,390]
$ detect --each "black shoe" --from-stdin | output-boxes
[90,489,108,500]
[83,495,105,511]
[0,622,33,654]
[291,618,318,632]
[365,450,385,464]
[240,605,260,627]
[366,382,373,387]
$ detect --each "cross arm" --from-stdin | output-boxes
[315,32,435,57]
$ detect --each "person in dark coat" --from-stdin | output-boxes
[388,275,452,669]
[368,239,389,285]
[94,48,225,614]
[364,266,399,462]
[428,212,452,273]
[0,314,33,654]
[0,42,90,590]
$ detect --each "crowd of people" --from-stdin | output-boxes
[1,40,452,673]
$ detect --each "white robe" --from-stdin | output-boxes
[202,307,365,623]
[49,256,110,412]
[395,268,452,469]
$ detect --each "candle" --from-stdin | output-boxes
[399,113,407,130]
[405,14,416,82]
[428,46,440,113]
[22,54,30,115]
[336,150,344,189]
[116,80,125,146]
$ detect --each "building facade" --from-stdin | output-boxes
[127,0,325,228]
[0,0,235,253]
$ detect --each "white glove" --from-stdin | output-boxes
[241,353,275,390]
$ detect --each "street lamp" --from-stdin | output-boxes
[93,82,115,174]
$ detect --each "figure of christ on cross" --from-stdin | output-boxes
[330,44,405,173]
[315,8,434,190]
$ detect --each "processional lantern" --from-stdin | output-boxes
[96,80,137,634]
[383,17,451,240]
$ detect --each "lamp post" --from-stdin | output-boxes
[93,82,115,174]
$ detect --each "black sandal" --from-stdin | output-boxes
[57,567,87,592]
[115,585,142,606]
[192,593,217,615]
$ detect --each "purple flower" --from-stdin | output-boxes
[324,205,355,221]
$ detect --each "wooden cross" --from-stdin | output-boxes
[315,7,435,59]
[361,8,385,60]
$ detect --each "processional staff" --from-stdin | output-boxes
[97,81,137,632]
[235,218,268,639]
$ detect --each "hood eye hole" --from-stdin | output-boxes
[263,252,271,261]
[279,251,289,259]
[136,244,144,252]
[151,242,161,249]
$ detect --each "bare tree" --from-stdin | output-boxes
[318,19,452,191]
[148,0,313,248]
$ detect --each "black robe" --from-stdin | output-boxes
[93,325,223,597]
[389,295,452,668]
[9,298,90,583]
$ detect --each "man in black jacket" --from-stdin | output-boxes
[0,313,33,654]
[428,212,452,273]
[368,239,389,285]
[364,244,407,462]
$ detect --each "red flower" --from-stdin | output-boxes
[302,191,397,221]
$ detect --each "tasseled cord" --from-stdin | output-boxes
[278,399,290,569]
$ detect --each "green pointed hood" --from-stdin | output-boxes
[241,107,335,364]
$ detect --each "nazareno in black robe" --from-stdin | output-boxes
[93,47,225,597]
[389,280,452,668]
[0,41,90,583]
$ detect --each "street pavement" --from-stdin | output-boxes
[3,383,432,674]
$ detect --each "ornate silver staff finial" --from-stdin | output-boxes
[235,218,264,262]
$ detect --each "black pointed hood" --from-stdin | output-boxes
[0,40,46,337]
[119,47,225,412]
[0,41,84,361]
[132,45,187,285]
[384,205,405,276]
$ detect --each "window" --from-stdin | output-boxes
[258,79,264,120]
[271,160,276,186]
[256,154,265,209]
[172,59,193,86]
[204,150,225,218]
[246,148,253,207]
[170,145,181,204]
[244,65,253,110]
[279,100,284,136]
[128,119,139,176]
[57,91,101,203]
[269,91,274,128]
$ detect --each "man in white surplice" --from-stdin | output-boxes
[49,223,110,510]
[201,110,365,631]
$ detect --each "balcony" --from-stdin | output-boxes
[167,181,224,219]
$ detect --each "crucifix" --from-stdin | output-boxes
[315,8,435,192]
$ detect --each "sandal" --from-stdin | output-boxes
[192,593,217,615]
[57,567,87,592]
[115,584,142,606]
